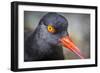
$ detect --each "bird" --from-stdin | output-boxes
[24,12,84,62]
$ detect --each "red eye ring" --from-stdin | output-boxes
[47,25,56,33]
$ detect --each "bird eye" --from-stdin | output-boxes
[47,25,56,33]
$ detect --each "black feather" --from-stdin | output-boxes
[24,12,69,62]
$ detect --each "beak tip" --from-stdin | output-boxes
[60,36,84,59]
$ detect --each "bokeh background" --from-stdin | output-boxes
[24,11,90,60]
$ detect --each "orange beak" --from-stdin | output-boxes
[59,36,84,59]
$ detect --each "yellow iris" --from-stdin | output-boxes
[47,25,56,33]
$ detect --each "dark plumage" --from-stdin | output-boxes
[24,12,69,61]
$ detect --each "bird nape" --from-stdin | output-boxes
[24,12,84,62]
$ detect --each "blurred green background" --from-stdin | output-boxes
[24,11,90,60]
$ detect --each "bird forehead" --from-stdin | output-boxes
[45,15,67,26]
[45,14,66,23]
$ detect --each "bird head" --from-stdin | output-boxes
[38,12,84,59]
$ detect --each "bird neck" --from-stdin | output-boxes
[32,25,52,53]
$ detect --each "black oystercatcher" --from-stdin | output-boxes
[24,12,84,61]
